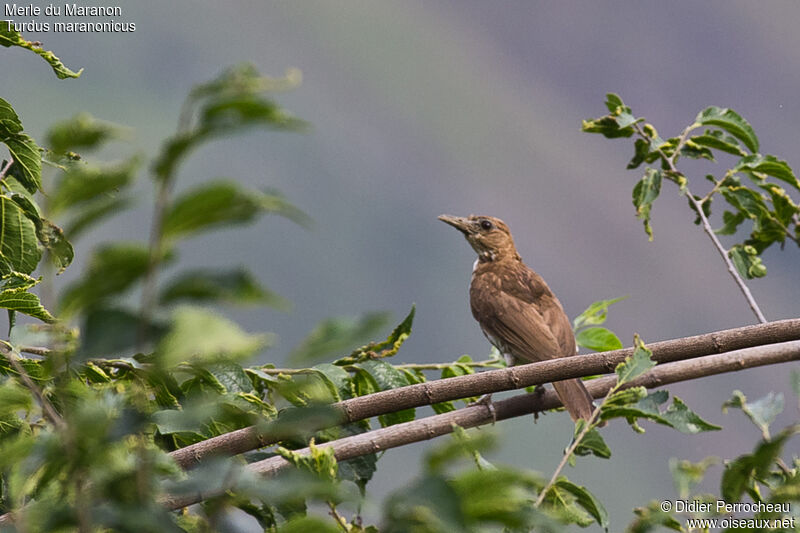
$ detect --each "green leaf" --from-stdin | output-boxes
[691,130,747,157]
[153,65,304,182]
[357,360,416,426]
[157,306,271,367]
[162,181,309,241]
[614,335,655,386]
[632,168,662,240]
[58,242,154,316]
[0,196,42,274]
[159,268,289,309]
[0,98,23,131]
[628,501,683,532]
[344,305,416,363]
[733,154,799,190]
[45,113,125,154]
[278,439,338,481]
[77,307,165,359]
[0,24,82,78]
[669,457,719,499]
[659,397,721,434]
[627,138,658,170]
[48,158,139,215]
[573,422,611,459]
[721,426,798,501]
[722,390,783,435]
[728,244,767,279]
[572,296,627,331]
[289,311,390,364]
[576,327,622,352]
[2,133,42,193]
[695,106,758,153]
[64,196,133,238]
[0,289,54,323]
[716,210,747,235]
[554,478,609,532]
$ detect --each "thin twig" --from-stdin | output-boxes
[1,345,64,429]
[534,389,610,507]
[633,122,767,323]
[0,157,13,180]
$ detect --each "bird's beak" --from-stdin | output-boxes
[438,214,472,234]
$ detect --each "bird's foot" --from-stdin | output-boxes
[531,385,546,423]
[469,394,497,424]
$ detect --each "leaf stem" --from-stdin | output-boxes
[534,386,614,507]
[633,123,767,323]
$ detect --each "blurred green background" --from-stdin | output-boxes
[5,1,800,529]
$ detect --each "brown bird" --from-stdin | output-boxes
[439,214,595,422]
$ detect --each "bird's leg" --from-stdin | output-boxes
[469,393,497,424]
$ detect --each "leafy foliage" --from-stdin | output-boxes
[1,44,796,533]
[584,93,800,279]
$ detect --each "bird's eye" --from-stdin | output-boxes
[479,219,493,231]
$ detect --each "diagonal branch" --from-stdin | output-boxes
[170,318,800,469]
[632,122,767,323]
[161,339,800,510]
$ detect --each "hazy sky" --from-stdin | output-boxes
[5,2,800,529]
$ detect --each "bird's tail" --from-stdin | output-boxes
[552,378,596,423]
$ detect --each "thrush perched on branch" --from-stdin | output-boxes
[439,214,595,422]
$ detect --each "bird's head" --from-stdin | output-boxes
[438,214,520,262]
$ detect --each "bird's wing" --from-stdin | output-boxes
[472,284,564,363]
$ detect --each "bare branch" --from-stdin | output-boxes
[162,339,800,510]
[170,318,800,469]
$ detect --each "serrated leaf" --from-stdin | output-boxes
[346,305,416,362]
[0,196,42,274]
[572,296,627,330]
[632,168,661,240]
[157,306,271,367]
[660,397,721,434]
[573,422,611,459]
[289,311,390,364]
[695,106,758,153]
[0,24,82,78]
[2,133,41,193]
[615,335,655,386]
[723,390,783,435]
[162,181,309,241]
[733,154,799,190]
[0,289,54,323]
[159,268,289,309]
[576,327,622,352]
[554,478,609,531]
[58,242,154,316]
[0,98,22,132]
